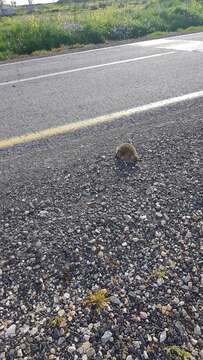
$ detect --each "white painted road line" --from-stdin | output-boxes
[0,43,133,68]
[0,51,175,86]
[0,31,202,68]
[0,89,203,149]
[130,38,203,52]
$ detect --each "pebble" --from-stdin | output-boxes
[58,309,65,317]
[156,212,162,218]
[123,214,132,222]
[17,349,23,357]
[68,345,76,353]
[35,240,42,248]
[86,348,96,358]
[58,337,65,345]
[5,324,16,338]
[194,325,201,336]
[101,331,113,344]
[160,330,167,343]
[109,295,122,306]
[63,292,70,300]
[134,341,141,349]
[30,327,38,336]
[172,297,180,305]
[78,341,91,355]
[38,210,49,218]
[97,251,104,258]
[140,312,148,320]
[20,324,29,334]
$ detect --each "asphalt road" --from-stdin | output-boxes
[0,32,203,140]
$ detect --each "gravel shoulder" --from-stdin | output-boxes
[0,100,203,359]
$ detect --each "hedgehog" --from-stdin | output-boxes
[116,143,140,162]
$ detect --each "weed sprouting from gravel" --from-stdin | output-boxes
[165,345,192,360]
[49,316,65,328]
[152,268,166,280]
[84,289,108,310]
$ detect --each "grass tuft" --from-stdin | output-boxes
[165,345,192,360]
[84,289,108,310]
[49,316,65,328]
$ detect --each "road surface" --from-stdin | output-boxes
[0,31,203,182]
[0,32,203,139]
[0,32,203,360]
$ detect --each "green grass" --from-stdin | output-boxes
[0,0,203,60]
[164,345,192,360]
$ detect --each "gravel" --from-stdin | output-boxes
[0,108,202,359]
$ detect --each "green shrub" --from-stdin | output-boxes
[0,0,203,59]
[2,17,73,54]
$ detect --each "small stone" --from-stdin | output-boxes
[175,321,185,337]
[200,349,203,360]
[109,295,122,306]
[124,214,132,222]
[20,324,29,334]
[140,215,147,221]
[122,242,128,247]
[83,334,90,341]
[157,278,164,286]
[63,293,70,300]
[17,349,23,357]
[39,210,48,218]
[194,325,201,336]
[30,327,38,336]
[97,251,104,258]
[134,341,141,349]
[35,240,42,248]
[49,355,55,360]
[68,345,76,353]
[191,338,198,346]
[78,341,91,355]
[172,297,179,305]
[58,309,65,317]
[101,331,113,344]
[86,348,96,358]
[53,328,60,340]
[140,312,148,320]
[58,337,65,345]
[156,212,162,218]
[160,330,167,343]
[155,202,161,210]
[126,356,133,360]
[5,324,16,338]
[143,351,149,359]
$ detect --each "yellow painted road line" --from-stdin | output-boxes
[0,52,175,86]
[0,90,203,150]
